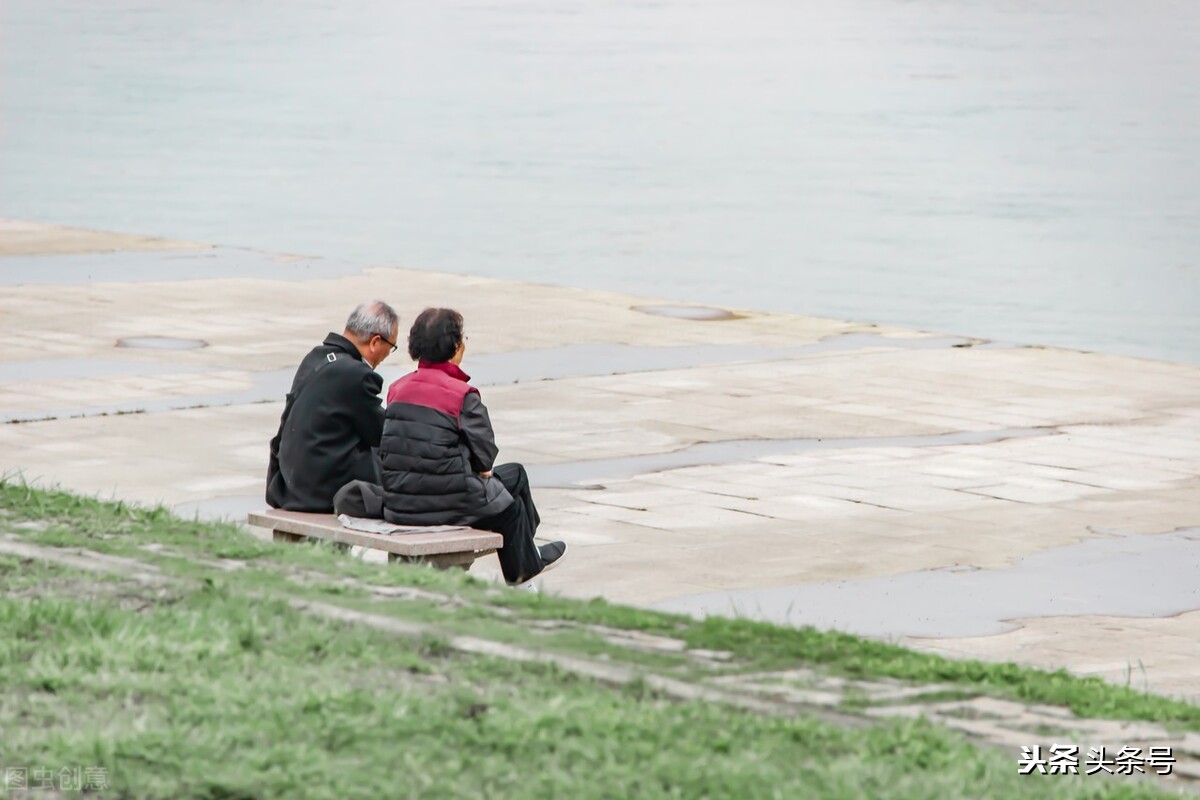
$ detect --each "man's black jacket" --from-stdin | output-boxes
[266,333,385,511]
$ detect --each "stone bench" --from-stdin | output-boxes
[247,509,502,571]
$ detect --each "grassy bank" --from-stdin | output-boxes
[0,479,1189,798]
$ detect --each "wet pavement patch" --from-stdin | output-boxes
[116,336,209,350]
[653,527,1200,639]
[0,359,218,383]
[0,368,295,424]
[526,427,1054,488]
[2,332,992,423]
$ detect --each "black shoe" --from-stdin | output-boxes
[510,541,568,589]
[537,540,567,574]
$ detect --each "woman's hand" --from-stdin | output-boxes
[479,470,493,478]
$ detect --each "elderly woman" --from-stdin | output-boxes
[381,308,567,585]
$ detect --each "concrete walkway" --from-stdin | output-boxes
[2,220,1199,699]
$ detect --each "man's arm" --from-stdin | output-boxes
[351,369,386,446]
[459,392,499,473]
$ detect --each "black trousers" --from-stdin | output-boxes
[473,463,544,584]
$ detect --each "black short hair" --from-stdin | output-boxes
[407,307,464,363]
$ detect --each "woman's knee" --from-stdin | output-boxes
[496,462,528,490]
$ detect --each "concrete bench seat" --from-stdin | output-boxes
[247,509,502,570]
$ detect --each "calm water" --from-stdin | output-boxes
[2,1,1198,363]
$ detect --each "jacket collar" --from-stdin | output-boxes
[323,332,364,362]
[417,361,471,383]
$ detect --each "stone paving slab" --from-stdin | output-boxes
[2,221,1199,701]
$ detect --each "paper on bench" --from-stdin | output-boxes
[337,515,474,536]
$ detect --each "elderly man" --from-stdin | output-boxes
[266,301,400,511]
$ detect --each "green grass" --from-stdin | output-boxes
[0,478,1194,798]
[3,479,1199,729]
[0,583,1168,800]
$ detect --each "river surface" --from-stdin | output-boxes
[2,1,1197,363]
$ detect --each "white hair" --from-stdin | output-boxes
[344,301,399,339]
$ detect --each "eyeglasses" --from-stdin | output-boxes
[377,334,398,354]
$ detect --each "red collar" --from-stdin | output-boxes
[417,361,471,383]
